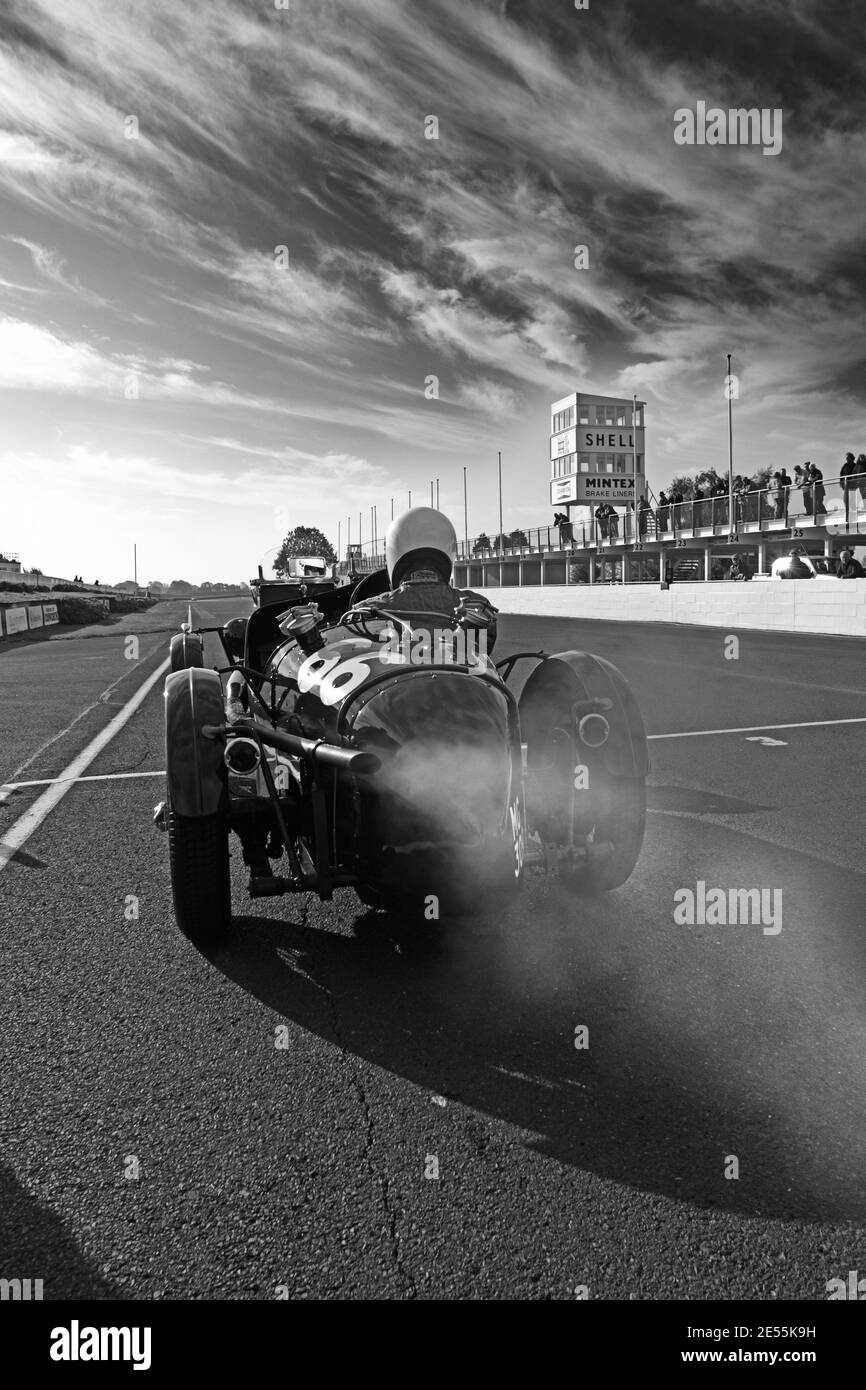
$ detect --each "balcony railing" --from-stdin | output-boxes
[456,471,866,558]
[333,473,866,579]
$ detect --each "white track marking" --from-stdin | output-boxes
[2,599,202,786]
[1,714,862,805]
[0,658,169,869]
[647,716,866,740]
[4,658,160,785]
[0,770,164,801]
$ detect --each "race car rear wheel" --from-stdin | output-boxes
[167,806,231,946]
[519,651,647,893]
[574,777,646,892]
[169,632,204,672]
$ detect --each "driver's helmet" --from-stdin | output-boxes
[385,506,457,587]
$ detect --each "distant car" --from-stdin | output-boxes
[768,552,837,579]
[249,558,341,609]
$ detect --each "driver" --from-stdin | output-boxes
[356,506,498,653]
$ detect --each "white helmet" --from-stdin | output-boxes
[385,507,457,586]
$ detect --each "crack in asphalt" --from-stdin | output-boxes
[299,899,417,1299]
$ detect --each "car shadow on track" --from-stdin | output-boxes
[0,1162,124,1300]
[210,821,866,1227]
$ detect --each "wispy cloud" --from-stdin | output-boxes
[1,0,864,579]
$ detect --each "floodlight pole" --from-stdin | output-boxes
[632,395,638,547]
[498,451,503,556]
[727,352,735,539]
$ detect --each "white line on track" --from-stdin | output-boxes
[0,658,169,870]
[1,712,862,809]
[1,717,861,806]
[647,716,866,740]
[0,770,164,799]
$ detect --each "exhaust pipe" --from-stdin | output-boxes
[224,737,261,774]
[577,712,610,748]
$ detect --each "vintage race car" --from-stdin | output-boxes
[248,559,345,609]
[155,572,648,945]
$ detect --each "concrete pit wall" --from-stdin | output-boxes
[480,580,866,638]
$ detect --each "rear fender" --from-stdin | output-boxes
[518,651,648,779]
[164,668,227,817]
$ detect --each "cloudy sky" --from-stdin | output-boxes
[1,0,865,583]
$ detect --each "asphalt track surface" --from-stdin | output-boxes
[0,598,863,1300]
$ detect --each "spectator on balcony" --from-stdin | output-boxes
[607,504,620,541]
[836,547,865,578]
[712,478,730,526]
[793,464,812,517]
[638,495,651,538]
[594,503,610,540]
[840,453,857,522]
[657,491,670,530]
[808,463,826,517]
[841,452,866,510]
[769,472,785,520]
[778,467,792,517]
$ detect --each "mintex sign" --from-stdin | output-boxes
[578,475,635,502]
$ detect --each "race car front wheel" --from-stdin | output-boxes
[169,632,204,672]
[167,806,231,946]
